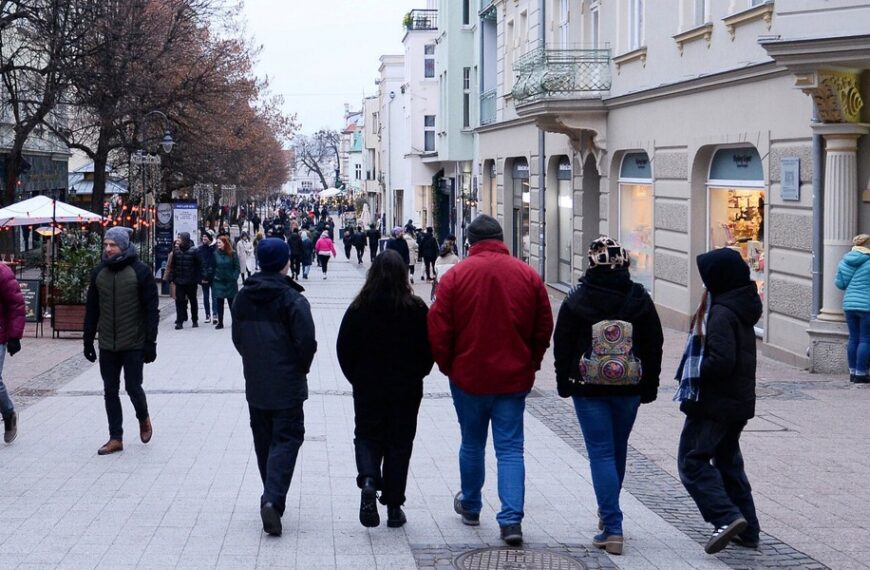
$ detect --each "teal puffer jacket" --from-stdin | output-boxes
[835,248,870,312]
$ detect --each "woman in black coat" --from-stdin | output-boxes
[336,250,433,529]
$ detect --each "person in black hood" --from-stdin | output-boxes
[553,236,663,556]
[288,227,304,280]
[84,227,159,456]
[231,238,317,537]
[678,247,762,555]
[167,232,201,329]
[365,224,381,261]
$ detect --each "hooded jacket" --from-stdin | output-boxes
[231,272,317,409]
[553,268,663,402]
[385,236,410,265]
[0,263,26,345]
[681,248,763,422]
[835,247,870,312]
[169,237,201,286]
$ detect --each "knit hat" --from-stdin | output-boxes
[853,234,870,247]
[392,226,403,238]
[587,236,629,269]
[467,214,503,244]
[105,226,133,252]
[257,238,290,272]
[202,229,215,242]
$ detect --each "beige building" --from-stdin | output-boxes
[474,0,870,372]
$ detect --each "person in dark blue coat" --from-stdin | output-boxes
[196,231,217,322]
[231,238,317,537]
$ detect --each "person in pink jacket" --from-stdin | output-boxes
[0,263,26,444]
[315,231,338,280]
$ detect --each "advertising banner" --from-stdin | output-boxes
[172,200,198,243]
[155,203,174,283]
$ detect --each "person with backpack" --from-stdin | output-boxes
[678,247,762,554]
[553,236,663,555]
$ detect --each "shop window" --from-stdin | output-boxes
[557,157,573,284]
[618,152,653,291]
[512,159,530,263]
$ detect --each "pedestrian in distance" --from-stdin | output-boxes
[231,238,317,537]
[431,241,460,302]
[428,214,553,546]
[403,228,419,284]
[212,235,241,330]
[83,227,159,456]
[835,233,870,383]
[553,236,664,556]
[196,230,217,323]
[167,232,201,330]
[0,262,26,444]
[366,224,381,262]
[342,229,354,260]
[419,227,439,282]
[336,249,434,529]
[315,231,337,280]
[237,231,256,280]
[288,227,304,280]
[678,247,762,554]
[385,227,410,276]
[300,230,314,280]
[352,226,366,264]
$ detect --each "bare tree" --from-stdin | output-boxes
[294,129,340,190]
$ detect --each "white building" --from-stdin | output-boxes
[378,54,408,229]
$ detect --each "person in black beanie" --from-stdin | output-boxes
[679,247,762,555]
[231,238,317,537]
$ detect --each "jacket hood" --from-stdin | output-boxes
[842,248,870,267]
[697,248,751,295]
[711,283,763,326]
[468,240,509,256]
[568,268,650,322]
[241,272,304,303]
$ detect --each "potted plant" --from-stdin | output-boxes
[402,12,412,29]
[53,229,102,336]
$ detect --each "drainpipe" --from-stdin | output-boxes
[538,0,547,278]
[811,103,824,318]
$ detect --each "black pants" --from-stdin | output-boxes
[678,416,760,540]
[175,283,198,324]
[344,243,353,259]
[216,296,234,326]
[99,350,149,440]
[290,255,302,278]
[355,246,365,263]
[249,404,305,516]
[423,257,436,280]
[319,254,330,274]
[352,381,423,507]
[368,243,378,261]
[200,283,212,318]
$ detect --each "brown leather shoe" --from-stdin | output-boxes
[97,439,123,455]
[139,417,152,444]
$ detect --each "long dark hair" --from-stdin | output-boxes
[351,249,416,310]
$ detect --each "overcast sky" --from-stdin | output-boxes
[242,0,419,134]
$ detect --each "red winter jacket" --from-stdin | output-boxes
[0,264,25,345]
[427,240,553,395]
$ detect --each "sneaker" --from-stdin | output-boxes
[732,534,760,549]
[261,502,282,536]
[215,324,224,330]
[855,375,870,384]
[453,492,480,526]
[359,477,380,528]
[204,315,211,322]
[3,411,17,444]
[593,532,624,555]
[322,275,327,280]
[174,323,183,330]
[500,523,523,546]
[705,518,748,554]
[387,505,406,528]
[212,317,218,324]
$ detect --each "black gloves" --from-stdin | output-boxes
[640,389,658,405]
[6,338,21,357]
[83,341,97,363]
[143,343,157,364]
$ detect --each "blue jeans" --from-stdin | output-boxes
[572,396,641,535]
[845,310,870,375]
[200,283,212,318]
[450,383,528,526]
[0,345,13,416]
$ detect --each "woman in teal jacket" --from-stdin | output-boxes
[835,234,870,383]
[213,235,241,329]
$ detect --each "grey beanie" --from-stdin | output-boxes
[467,214,504,244]
[105,226,133,252]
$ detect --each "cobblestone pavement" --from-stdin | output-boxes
[0,255,865,569]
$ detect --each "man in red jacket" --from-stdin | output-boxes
[0,263,26,444]
[428,214,553,546]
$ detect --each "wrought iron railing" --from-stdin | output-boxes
[511,47,612,103]
[480,89,497,126]
[405,9,437,31]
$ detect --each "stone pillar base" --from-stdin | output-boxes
[807,318,849,373]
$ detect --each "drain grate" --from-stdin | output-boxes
[454,548,586,570]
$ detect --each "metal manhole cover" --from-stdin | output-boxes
[455,548,586,570]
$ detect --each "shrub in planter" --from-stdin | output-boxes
[55,229,102,305]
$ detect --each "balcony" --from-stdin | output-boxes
[480,0,496,18]
[511,47,611,104]
[404,9,437,31]
[480,89,497,126]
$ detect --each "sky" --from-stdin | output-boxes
[242,0,420,134]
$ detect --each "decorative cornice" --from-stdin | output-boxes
[613,47,647,71]
[723,1,774,41]
[673,23,713,54]
[795,70,864,123]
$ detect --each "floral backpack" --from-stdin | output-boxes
[578,319,643,385]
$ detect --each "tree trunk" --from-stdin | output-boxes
[89,126,111,215]
[2,149,22,207]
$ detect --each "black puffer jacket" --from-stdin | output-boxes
[231,272,317,409]
[170,240,201,286]
[553,268,663,402]
[681,248,762,422]
[288,233,303,257]
[420,233,439,260]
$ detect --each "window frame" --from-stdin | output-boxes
[629,0,645,51]
[423,115,436,152]
[462,67,471,128]
[424,44,435,79]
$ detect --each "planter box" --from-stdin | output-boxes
[53,304,86,337]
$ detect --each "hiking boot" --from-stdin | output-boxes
[386,505,406,528]
[732,534,760,549]
[593,532,624,555]
[139,417,152,444]
[705,518,748,554]
[97,439,123,455]
[3,411,17,444]
[500,524,523,546]
[359,477,380,528]
[453,492,479,526]
[261,502,282,536]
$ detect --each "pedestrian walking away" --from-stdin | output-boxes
[196,230,217,323]
[678,247,763,555]
[385,227,410,276]
[431,241,459,302]
[237,231,256,280]
[315,231,337,279]
[300,230,314,279]
[342,229,353,260]
[83,227,159,456]
[167,232,201,329]
[352,226,366,264]
[337,250,434,529]
[366,224,381,262]
[553,236,664,556]
[288,227,304,280]
[835,233,870,383]
[213,235,241,329]
[0,262,26,444]
[231,238,317,537]
[419,227,439,281]
[403,228,419,284]
[428,214,553,546]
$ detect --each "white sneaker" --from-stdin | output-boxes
[323,275,327,280]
